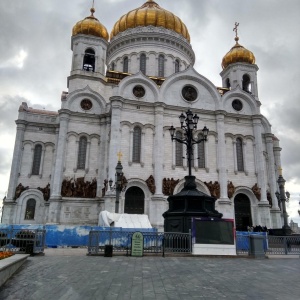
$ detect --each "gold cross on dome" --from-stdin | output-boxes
[233,22,239,38]
[117,151,123,161]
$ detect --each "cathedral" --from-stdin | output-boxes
[2,0,284,231]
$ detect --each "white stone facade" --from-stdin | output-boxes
[2,7,284,231]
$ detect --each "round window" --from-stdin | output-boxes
[232,99,243,111]
[182,85,198,102]
[80,99,93,110]
[133,85,145,98]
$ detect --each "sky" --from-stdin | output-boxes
[0,0,299,224]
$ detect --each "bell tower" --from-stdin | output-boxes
[69,6,109,90]
[220,23,259,100]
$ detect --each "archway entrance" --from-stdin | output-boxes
[124,187,145,214]
[234,193,252,231]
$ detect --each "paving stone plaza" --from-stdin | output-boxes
[0,250,299,300]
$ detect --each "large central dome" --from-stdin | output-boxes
[110,0,190,42]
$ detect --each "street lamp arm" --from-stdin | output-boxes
[192,137,206,145]
[171,137,188,145]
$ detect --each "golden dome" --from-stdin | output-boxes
[110,0,190,42]
[222,36,255,69]
[72,7,109,41]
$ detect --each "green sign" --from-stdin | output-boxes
[131,232,144,257]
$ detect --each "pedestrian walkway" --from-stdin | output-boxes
[0,249,299,300]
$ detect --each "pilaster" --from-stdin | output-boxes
[153,104,165,196]
[7,120,26,201]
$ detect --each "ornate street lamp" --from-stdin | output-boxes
[169,109,208,176]
[277,168,291,235]
[109,152,127,213]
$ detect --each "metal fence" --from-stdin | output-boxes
[236,233,300,256]
[0,228,46,254]
[88,230,192,256]
[267,235,300,255]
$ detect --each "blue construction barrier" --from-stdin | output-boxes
[0,224,156,248]
[236,231,268,251]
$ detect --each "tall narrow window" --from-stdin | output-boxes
[158,54,165,77]
[111,62,115,71]
[77,136,87,169]
[175,59,180,73]
[83,48,95,72]
[236,138,244,171]
[24,199,36,220]
[242,74,251,93]
[175,131,183,166]
[123,56,128,73]
[32,144,42,175]
[226,78,231,89]
[198,134,205,168]
[140,54,146,74]
[132,127,142,163]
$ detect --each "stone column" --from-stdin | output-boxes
[153,104,164,196]
[7,120,26,201]
[108,98,123,184]
[265,134,281,228]
[150,104,165,229]
[253,117,271,227]
[215,112,232,218]
[50,112,70,199]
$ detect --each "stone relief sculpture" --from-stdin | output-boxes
[227,181,235,198]
[121,175,128,191]
[252,183,261,201]
[266,191,272,207]
[14,183,29,200]
[146,175,156,194]
[162,178,179,196]
[204,181,220,199]
[37,183,50,201]
[61,177,97,198]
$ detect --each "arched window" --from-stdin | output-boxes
[175,131,183,166]
[140,54,146,74]
[175,59,180,73]
[83,48,95,72]
[132,127,141,163]
[198,134,205,168]
[123,56,128,73]
[158,54,165,77]
[77,136,87,169]
[242,74,251,93]
[236,138,244,171]
[32,144,42,175]
[226,78,231,89]
[25,199,36,220]
[111,62,115,71]
[125,187,145,214]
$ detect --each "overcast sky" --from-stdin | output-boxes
[0,0,299,224]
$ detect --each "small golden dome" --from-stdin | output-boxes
[72,7,109,41]
[111,0,190,42]
[222,36,255,69]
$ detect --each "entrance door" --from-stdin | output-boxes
[234,193,252,231]
[124,187,145,214]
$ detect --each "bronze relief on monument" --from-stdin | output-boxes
[61,177,97,198]
[252,183,261,201]
[14,183,29,200]
[133,85,145,98]
[182,85,198,102]
[37,183,50,201]
[227,181,235,198]
[80,99,93,110]
[204,181,220,199]
[146,175,156,194]
[162,178,179,196]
